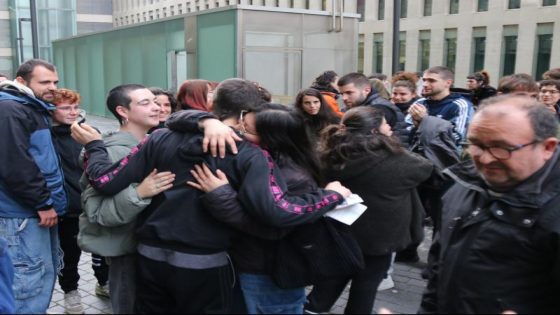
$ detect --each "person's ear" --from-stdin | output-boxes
[115,105,129,121]
[15,76,26,85]
[364,85,371,95]
[542,137,559,160]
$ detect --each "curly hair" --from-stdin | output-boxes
[52,88,80,105]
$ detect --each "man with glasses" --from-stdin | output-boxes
[539,80,560,120]
[419,94,560,313]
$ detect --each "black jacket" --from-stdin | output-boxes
[419,151,560,314]
[361,91,409,146]
[83,111,343,255]
[325,150,434,256]
[51,120,86,217]
[201,162,326,274]
[410,116,461,171]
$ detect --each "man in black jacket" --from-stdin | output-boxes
[419,94,560,313]
[337,72,408,145]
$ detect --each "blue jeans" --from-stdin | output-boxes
[0,218,61,313]
[239,273,305,314]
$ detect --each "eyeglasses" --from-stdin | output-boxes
[461,140,541,160]
[239,110,257,136]
[540,89,560,95]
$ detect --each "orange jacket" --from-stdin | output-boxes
[321,91,343,117]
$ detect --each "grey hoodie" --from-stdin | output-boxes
[77,131,152,257]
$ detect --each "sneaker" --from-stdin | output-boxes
[95,283,110,299]
[64,290,84,314]
[377,275,395,291]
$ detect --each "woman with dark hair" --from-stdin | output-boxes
[294,88,340,139]
[305,106,434,314]
[148,87,178,133]
[466,70,497,106]
[176,79,218,112]
[311,70,343,117]
[390,72,420,115]
[188,104,350,314]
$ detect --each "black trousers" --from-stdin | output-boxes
[134,254,234,314]
[57,216,109,293]
[306,253,392,314]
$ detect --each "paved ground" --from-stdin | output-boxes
[48,114,430,314]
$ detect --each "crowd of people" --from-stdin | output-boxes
[1,58,560,314]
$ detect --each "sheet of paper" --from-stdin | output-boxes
[335,194,364,209]
[325,197,368,225]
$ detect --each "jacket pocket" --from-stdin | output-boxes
[12,257,45,300]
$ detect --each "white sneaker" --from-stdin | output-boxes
[64,290,84,314]
[377,275,395,291]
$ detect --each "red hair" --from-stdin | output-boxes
[177,80,215,111]
[52,88,80,105]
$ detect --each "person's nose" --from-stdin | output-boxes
[476,149,498,165]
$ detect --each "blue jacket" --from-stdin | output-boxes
[0,84,67,218]
[0,237,15,314]
[413,93,474,144]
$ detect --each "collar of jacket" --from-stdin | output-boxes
[444,147,560,210]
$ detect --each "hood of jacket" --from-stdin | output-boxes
[0,80,35,98]
[0,80,54,113]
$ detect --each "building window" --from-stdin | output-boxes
[400,0,408,18]
[358,35,365,74]
[543,0,557,5]
[472,27,486,72]
[477,0,488,11]
[449,0,459,14]
[501,25,518,76]
[534,23,554,79]
[357,0,365,21]
[508,0,521,9]
[399,31,406,71]
[444,29,458,72]
[423,0,432,16]
[418,30,431,71]
[378,0,385,20]
[373,33,384,74]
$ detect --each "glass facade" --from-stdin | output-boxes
[373,33,384,74]
[444,28,457,72]
[534,23,554,79]
[543,0,557,5]
[472,27,486,72]
[418,30,430,71]
[501,25,518,76]
[10,0,76,65]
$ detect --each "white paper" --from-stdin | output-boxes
[325,194,368,225]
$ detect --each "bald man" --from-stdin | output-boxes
[420,95,560,313]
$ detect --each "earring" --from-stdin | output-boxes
[123,118,128,125]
